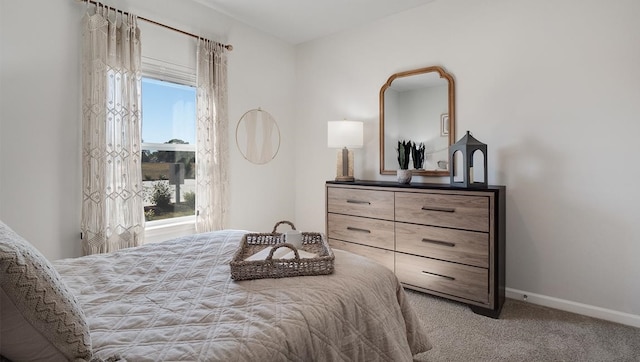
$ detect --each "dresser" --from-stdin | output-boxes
[326,180,506,318]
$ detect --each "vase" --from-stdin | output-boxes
[397,169,412,184]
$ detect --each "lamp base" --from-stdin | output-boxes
[335,148,355,182]
[335,176,355,182]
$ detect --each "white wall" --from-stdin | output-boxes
[1,0,84,259]
[0,0,296,259]
[294,0,640,320]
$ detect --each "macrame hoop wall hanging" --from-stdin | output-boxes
[235,108,281,165]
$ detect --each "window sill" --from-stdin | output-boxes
[144,216,196,244]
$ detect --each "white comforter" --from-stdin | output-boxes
[54,230,431,361]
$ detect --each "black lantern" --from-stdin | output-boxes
[449,131,488,188]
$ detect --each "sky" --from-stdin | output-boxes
[141,77,196,145]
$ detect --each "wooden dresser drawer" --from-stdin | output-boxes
[327,213,394,250]
[396,223,489,268]
[327,187,394,220]
[395,192,489,232]
[395,253,489,304]
[329,238,394,271]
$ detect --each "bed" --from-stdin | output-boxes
[1,222,431,361]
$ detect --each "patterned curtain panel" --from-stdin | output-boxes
[81,7,144,254]
[195,39,229,232]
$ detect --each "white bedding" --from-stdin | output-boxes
[53,230,431,361]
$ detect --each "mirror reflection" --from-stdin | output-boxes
[379,66,455,177]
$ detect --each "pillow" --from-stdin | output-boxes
[0,220,93,361]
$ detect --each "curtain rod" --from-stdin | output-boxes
[79,0,233,51]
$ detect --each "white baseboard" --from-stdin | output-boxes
[506,288,640,329]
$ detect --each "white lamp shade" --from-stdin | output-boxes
[327,120,363,148]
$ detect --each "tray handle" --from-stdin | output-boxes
[266,243,300,260]
[272,220,296,233]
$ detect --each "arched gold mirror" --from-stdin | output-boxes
[379,66,455,177]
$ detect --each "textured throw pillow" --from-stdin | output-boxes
[0,220,93,361]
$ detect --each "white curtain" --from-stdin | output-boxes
[81,5,144,254]
[195,39,229,232]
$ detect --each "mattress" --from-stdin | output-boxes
[53,229,431,361]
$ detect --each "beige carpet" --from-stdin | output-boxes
[405,290,640,362]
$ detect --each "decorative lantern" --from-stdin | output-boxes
[449,131,488,188]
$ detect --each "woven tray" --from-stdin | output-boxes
[230,221,335,281]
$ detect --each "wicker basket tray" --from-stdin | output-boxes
[230,221,335,281]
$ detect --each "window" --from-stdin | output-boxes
[141,77,197,223]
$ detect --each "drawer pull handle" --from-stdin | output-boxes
[421,206,455,213]
[421,238,456,248]
[347,199,371,205]
[347,226,371,233]
[421,271,456,281]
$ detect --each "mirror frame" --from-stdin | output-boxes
[379,65,456,177]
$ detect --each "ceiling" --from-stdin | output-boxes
[190,0,437,45]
